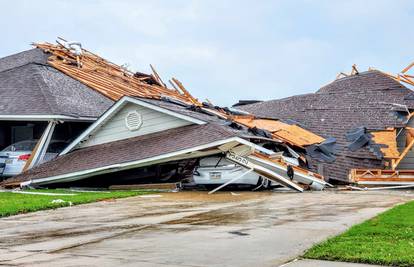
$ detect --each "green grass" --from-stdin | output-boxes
[304,201,414,267]
[0,189,151,217]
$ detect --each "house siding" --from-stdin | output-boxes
[397,118,414,170]
[79,103,193,148]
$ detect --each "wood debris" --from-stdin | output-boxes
[34,41,199,104]
[34,39,326,150]
[29,39,331,191]
[373,60,414,87]
[350,169,414,186]
[232,117,325,147]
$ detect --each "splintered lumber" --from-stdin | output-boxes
[350,169,414,185]
[34,42,199,104]
[171,78,201,106]
[380,61,414,87]
[402,62,414,74]
[34,39,326,150]
[232,117,325,147]
[150,64,167,88]
[109,183,179,190]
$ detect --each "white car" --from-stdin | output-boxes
[0,140,68,178]
[192,156,270,189]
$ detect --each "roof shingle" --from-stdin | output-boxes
[0,49,113,118]
[5,123,239,184]
[241,70,414,182]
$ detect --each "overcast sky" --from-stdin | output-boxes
[1,0,413,105]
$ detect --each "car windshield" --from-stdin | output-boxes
[2,140,38,152]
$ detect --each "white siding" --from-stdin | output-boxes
[79,103,192,148]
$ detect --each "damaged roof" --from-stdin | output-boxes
[240,70,414,182]
[1,39,332,188]
[5,93,327,187]
[34,42,200,104]
[7,123,240,185]
[0,49,113,119]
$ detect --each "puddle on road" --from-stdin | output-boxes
[2,192,406,249]
[1,224,148,246]
[160,196,398,227]
[164,209,250,226]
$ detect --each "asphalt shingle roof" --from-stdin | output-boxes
[6,123,239,184]
[241,70,414,182]
[0,49,113,118]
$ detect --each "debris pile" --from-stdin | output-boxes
[35,39,199,104]
[0,39,340,193]
[3,38,414,192]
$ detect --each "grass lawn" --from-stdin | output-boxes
[304,201,414,267]
[0,189,152,218]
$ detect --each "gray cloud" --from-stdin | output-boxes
[1,0,413,105]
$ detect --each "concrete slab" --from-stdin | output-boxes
[0,191,412,266]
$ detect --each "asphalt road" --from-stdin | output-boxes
[0,191,412,267]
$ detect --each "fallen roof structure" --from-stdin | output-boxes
[33,39,328,151]
[34,39,199,105]
[240,69,414,184]
[6,96,330,191]
[1,39,335,191]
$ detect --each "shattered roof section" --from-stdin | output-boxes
[34,42,200,104]
[232,117,325,147]
[370,129,399,159]
[241,70,414,182]
[139,98,325,147]
[4,123,239,185]
[31,39,327,149]
[0,49,113,118]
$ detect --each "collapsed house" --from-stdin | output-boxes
[0,38,203,179]
[240,68,414,186]
[1,40,336,191]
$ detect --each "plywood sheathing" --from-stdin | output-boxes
[34,42,200,104]
[370,129,400,159]
[233,117,325,147]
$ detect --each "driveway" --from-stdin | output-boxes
[0,191,411,267]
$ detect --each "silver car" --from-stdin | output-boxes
[192,156,269,188]
[0,140,68,177]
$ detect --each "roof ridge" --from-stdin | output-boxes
[0,61,49,75]
[0,48,49,73]
[32,64,59,116]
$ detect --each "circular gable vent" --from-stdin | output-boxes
[125,111,143,131]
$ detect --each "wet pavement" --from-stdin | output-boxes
[0,191,412,266]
